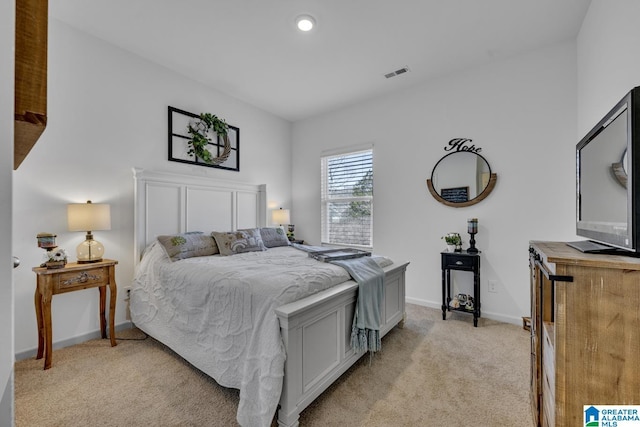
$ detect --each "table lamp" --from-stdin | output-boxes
[67,200,111,263]
[272,208,294,240]
[272,208,290,227]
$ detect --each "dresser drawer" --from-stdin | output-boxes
[55,267,107,292]
[442,253,478,270]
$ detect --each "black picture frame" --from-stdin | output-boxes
[168,106,240,171]
[440,186,469,203]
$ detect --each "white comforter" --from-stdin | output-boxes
[131,242,357,426]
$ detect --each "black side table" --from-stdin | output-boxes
[441,251,481,327]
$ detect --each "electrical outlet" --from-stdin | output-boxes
[488,280,498,293]
[124,287,131,300]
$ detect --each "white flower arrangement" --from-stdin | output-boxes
[43,248,68,263]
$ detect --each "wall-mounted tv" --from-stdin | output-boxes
[570,87,640,254]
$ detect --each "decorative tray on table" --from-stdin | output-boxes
[307,248,371,262]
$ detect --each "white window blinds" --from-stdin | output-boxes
[321,148,373,247]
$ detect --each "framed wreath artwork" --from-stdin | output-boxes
[168,106,240,171]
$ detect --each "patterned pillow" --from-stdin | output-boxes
[157,232,219,261]
[211,229,267,256]
[258,227,290,248]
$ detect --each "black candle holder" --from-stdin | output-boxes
[466,218,479,253]
[467,231,478,253]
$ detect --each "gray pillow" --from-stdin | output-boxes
[157,232,219,261]
[259,227,290,248]
[211,229,267,256]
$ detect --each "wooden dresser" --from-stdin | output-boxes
[529,241,640,426]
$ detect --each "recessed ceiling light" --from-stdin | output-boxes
[296,15,315,32]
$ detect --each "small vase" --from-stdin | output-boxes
[446,244,456,252]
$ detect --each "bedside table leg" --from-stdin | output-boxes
[473,265,480,327]
[34,284,44,360]
[40,281,53,370]
[99,286,107,339]
[108,273,117,347]
[441,268,447,320]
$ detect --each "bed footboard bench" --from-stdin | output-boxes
[275,261,408,427]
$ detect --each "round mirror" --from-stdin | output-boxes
[426,151,497,207]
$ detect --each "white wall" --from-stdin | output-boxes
[577,0,640,135]
[12,20,292,356]
[292,42,578,324]
[1,0,14,423]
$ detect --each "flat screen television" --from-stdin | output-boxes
[571,86,640,254]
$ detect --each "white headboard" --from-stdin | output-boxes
[133,168,267,262]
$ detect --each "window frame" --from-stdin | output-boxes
[320,145,374,249]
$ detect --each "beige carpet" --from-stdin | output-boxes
[15,304,534,426]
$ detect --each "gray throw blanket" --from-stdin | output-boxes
[331,256,385,353]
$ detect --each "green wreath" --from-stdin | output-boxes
[187,113,232,165]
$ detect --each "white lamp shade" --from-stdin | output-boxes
[272,208,290,225]
[68,202,111,231]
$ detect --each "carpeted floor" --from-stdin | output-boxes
[14,304,534,426]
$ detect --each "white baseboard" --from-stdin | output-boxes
[14,321,134,361]
[405,297,523,326]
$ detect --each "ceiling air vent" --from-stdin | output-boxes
[384,66,410,79]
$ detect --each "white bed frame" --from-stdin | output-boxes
[133,168,408,427]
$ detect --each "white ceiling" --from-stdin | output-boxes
[51,0,592,122]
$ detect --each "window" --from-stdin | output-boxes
[321,147,373,248]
